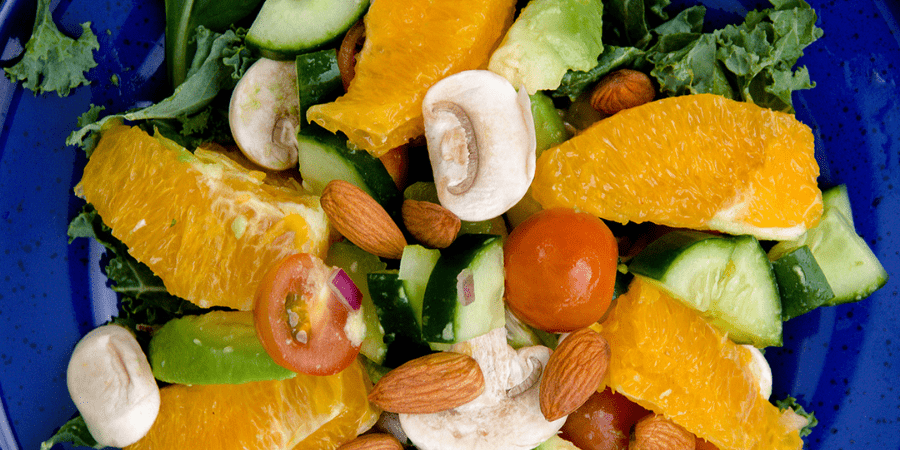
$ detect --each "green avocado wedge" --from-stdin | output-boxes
[149,311,295,385]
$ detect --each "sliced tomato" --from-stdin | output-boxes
[254,253,361,376]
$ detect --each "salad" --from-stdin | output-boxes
[3,0,891,449]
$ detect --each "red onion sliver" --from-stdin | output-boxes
[457,269,475,306]
[329,268,362,311]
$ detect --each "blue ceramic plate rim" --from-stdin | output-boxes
[1,0,898,449]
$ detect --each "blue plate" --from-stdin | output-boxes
[0,0,897,449]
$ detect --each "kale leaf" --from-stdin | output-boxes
[67,26,256,155]
[555,0,823,112]
[39,415,101,450]
[776,396,819,438]
[4,0,99,96]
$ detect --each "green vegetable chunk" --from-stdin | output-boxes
[149,311,296,385]
[770,246,834,321]
[629,230,782,347]
[367,270,432,367]
[5,0,99,97]
[488,0,604,94]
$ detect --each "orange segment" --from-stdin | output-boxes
[306,0,516,156]
[595,278,804,450]
[125,360,378,450]
[531,94,822,241]
[78,124,333,310]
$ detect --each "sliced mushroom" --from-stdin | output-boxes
[399,328,564,450]
[66,324,160,448]
[422,70,536,222]
[229,57,300,171]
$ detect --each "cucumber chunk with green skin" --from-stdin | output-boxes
[629,231,783,347]
[398,244,442,326]
[247,0,370,60]
[770,207,888,305]
[530,91,571,156]
[149,311,295,385]
[297,124,402,216]
[367,270,433,367]
[821,184,854,228]
[770,246,834,321]
[295,49,342,122]
[325,241,388,364]
[421,234,506,344]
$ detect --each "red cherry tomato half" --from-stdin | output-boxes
[559,388,651,450]
[504,208,618,332]
[254,253,361,376]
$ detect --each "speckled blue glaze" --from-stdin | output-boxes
[0,0,896,449]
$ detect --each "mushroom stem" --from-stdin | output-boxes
[507,356,543,398]
[432,101,478,195]
[272,114,299,151]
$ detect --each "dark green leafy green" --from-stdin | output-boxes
[39,415,101,450]
[555,0,822,112]
[68,204,204,327]
[4,0,99,96]
[67,26,256,155]
[165,0,264,87]
[776,396,818,438]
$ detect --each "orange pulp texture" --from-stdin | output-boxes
[595,278,804,450]
[306,0,516,157]
[531,94,822,240]
[77,124,333,311]
[125,360,378,450]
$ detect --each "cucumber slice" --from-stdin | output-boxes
[421,234,506,344]
[297,124,402,216]
[398,244,442,326]
[295,49,342,122]
[324,241,388,364]
[629,231,782,347]
[821,184,854,227]
[770,207,888,304]
[246,0,370,60]
[770,246,834,321]
[149,311,295,385]
[367,270,433,367]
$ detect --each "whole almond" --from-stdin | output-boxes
[368,352,484,414]
[402,199,461,248]
[539,327,611,421]
[630,414,696,450]
[338,433,404,450]
[590,69,655,115]
[320,180,407,259]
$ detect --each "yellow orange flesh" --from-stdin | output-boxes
[595,278,804,450]
[306,0,516,156]
[78,125,332,310]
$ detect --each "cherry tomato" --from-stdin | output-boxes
[559,388,650,450]
[504,208,618,332]
[254,253,361,376]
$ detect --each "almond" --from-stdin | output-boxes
[630,414,696,450]
[590,69,655,115]
[402,199,461,248]
[320,180,407,259]
[337,433,404,450]
[539,327,611,421]
[368,352,484,414]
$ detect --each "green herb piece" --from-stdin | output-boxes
[4,0,99,96]
[776,396,818,438]
[40,415,101,450]
[67,26,256,154]
[165,0,264,87]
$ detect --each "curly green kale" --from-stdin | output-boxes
[4,0,99,96]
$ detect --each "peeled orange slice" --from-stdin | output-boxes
[125,360,378,450]
[595,278,805,450]
[531,94,822,241]
[306,0,516,156]
[77,124,333,310]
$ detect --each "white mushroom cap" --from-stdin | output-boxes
[66,324,160,448]
[229,57,300,171]
[400,328,565,450]
[423,70,536,222]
